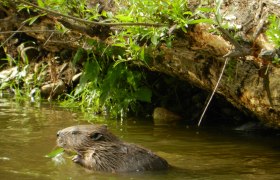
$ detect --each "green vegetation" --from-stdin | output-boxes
[61,48,153,117]
[0,41,45,101]
[45,147,64,158]
[266,15,280,48]
[5,0,280,119]
[0,0,215,118]
[266,15,280,64]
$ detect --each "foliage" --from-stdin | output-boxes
[0,60,45,102]
[5,0,280,119]
[42,0,213,117]
[266,15,280,64]
[0,0,9,7]
[266,15,280,48]
[61,49,152,117]
[45,148,64,158]
[4,0,217,117]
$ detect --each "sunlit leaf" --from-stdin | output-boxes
[37,0,45,7]
[196,7,214,13]
[187,18,214,24]
[45,148,64,158]
[183,11,193,16]
[266,15,280,48]
[72,48,86,65]
[140,47,145,61]
[23,13,47,25]
[151,34,159,46]
[115,14,133,22]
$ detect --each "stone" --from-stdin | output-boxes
[153,107,182,124]
[40,80,66,98]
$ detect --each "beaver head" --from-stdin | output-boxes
[57,124,119,152]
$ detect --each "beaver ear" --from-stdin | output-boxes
[90,132,103,141]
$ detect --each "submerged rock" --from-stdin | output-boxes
[235,121,264,131]
[153,107,182,124]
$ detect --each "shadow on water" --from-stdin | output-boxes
[0,98,280,179]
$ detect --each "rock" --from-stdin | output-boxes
[40,80,66,98]
[234,121,263,131]
[153,107,183,124]
[0,67,18,81]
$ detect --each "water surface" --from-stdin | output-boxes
[0,98,279,179]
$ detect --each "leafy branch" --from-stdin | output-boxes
[15,0,166,27]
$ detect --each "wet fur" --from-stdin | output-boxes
[57,125,168,172]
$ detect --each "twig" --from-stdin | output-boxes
[43,32,54,46]
[217,27,251,57]
[217,27,242,51]
[16,0,166,27]
[197,57,229,126]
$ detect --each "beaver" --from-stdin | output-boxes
[56,124,169,172]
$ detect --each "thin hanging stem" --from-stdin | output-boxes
[43,32,54,46]
[197,57,230,126]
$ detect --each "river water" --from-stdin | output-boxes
[0,98,280,180]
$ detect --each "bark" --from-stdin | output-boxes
[151,0,280,128]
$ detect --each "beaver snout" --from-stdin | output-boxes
[56,130,68,148]
[56,130,61,137]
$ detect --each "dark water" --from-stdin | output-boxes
[0,98,280,180]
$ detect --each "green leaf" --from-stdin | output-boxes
[17,5,31,13]
[140,47,145,61]
[266,15,280,48]
[126,71,137,89]
[37,0,45,7]
[151,34,159,46]
[23,13,47,25]
[196,7,214,13]
[183,11,193,16]
[72,48,86,65]
[113,55,130,68]
[79,58,100,86]
[74,84,84,96]
[115,14,133,22]
[215,0,223,25]
[0,82,10,90]
[99,65,122,105]
[45,148,64,158]
[187,18,214,24]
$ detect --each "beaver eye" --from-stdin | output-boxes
[90,133,103,141]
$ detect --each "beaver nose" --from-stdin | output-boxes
[57,130,61,137]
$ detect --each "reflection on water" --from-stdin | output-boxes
[0,98,280,179]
